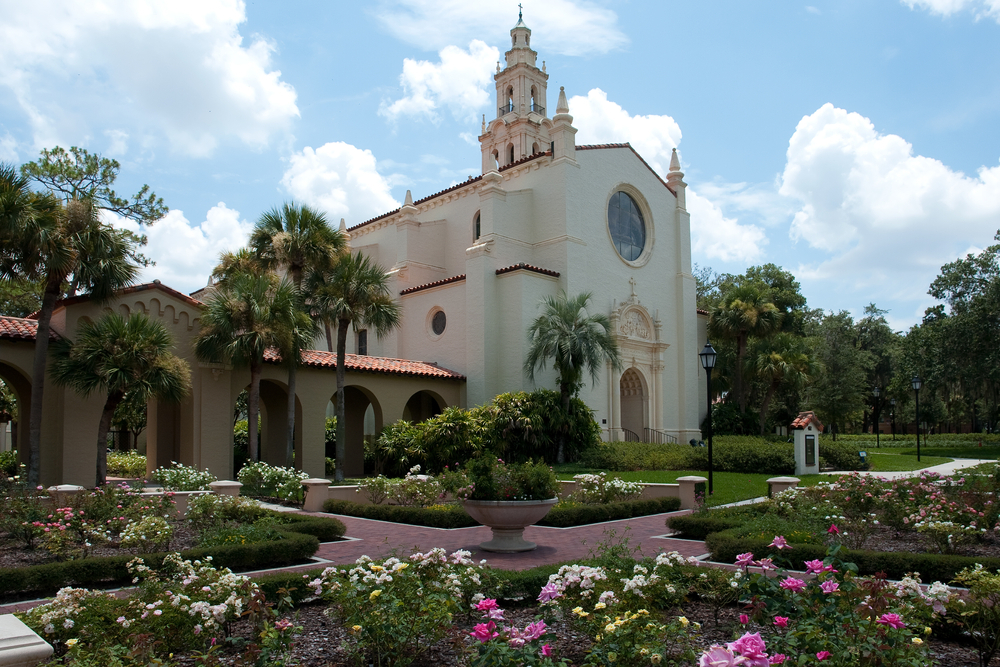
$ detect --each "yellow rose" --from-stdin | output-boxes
[912,638,923,645]
[65,639,79,647]
[605,623,617,633]
[370,590,382,600]
[924,626,932,636]
[351,625,362,633]
[594,602,607,610]
[370,565,383,571]
[678,616,690,627]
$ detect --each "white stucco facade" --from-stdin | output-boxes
[342,18,705,443]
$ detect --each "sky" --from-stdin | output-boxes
[1,0,999,331]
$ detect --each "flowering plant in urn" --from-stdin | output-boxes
[458,457,560,502]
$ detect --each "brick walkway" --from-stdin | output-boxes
[0,510,707,614]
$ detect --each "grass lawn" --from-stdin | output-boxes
[864,451,952,471]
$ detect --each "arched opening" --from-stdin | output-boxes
[473,211,481,241]
[531,142,539,155]
[0,361,31,467]
[329,385,383,478]
[507,143,515,166]
[620,368,648,441]
[504,86,514,114]
[402,390,445,424]
[226,381,303,475]
[491,150,499,170]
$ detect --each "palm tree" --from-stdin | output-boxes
[1,165,138,485]
[50,312,190,486]
[709,284,781,413]
[249,203,344,466]
[210,248,265,288]
[306,252,400,481]
[524,292,621,463]
[194,273,299,464]
[750,333,817,435]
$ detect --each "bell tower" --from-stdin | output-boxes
[480,11,552,173]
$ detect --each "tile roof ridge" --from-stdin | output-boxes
[348,174,486,233]
[495,262,560,277]
[400,274,467,296]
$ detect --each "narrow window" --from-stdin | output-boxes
[492,150,499,169]
[532,142,539,155]
[357,329,368,355]
[508,144,515,165]
[473,212,481,241]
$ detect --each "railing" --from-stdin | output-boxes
[606,427,679,444]
[645,428,679,445]
[607,428,641,442]
[530,102,545,115]
[498,102,515,116]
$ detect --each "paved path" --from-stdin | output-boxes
[822,457,994,480]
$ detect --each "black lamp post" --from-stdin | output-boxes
[873,386,881,448]
[912,376,922,462]
[699,341,718,495]
[890,398,896,441]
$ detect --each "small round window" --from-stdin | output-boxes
[431,310,447,335]
[608,191,646,262]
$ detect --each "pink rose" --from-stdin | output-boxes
[768,536,790,550]
[469,621,498,643]
[769,655,786,664]
[728,632,769,665]
[541,644,552,657]
[876,613,905,629]
[816,651,831,661]
[779,577,807,593]
[820,580,840,594]
[475,598,500,612]
[700,646,739,667]
[740,614,750,624]
[537,583,561,602]
[773,616,789,628]
[828,524,839,535]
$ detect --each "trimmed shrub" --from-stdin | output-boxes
[539,497,681,527]
[322,499,478,529]
[666,511,749,540]
[581,441,695,471]
[0,450,17,478]
[820,439,865,470]
[0,509,340,600]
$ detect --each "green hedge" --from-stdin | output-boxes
[0,511,342,601]
[704,532,1000,583]
[581,437,864,474]
[322,497,682,529]
[539,497,681,527]
[322,500,479,528]
[666,511,749,540]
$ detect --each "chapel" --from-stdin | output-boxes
[343,15,707,445]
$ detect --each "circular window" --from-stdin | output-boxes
[431,310,447,335]
[607,191,646,262]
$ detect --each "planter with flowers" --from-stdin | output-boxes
[456,457,560,552]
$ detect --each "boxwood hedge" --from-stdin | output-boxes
[0,511,345,601]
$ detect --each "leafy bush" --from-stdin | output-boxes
[151,462,218,491]
[186,493,270,531]
[198,521,285,548]
[325,456,336,477]
[580,441,695,471]
[820,439,866,470]
[237,461,309,504]
[0,449,18,478]
[121,515,173,552]
[463,457,560,501]
[538,497,681,527]
[367,389,602,473]
[571,472,644,503]
[106,450,147,478]
[322,499,478,528]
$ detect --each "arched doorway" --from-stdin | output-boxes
[402,390,444,423]
[330,385,383,477]
[0,362,31,464]
[620,368,647,441]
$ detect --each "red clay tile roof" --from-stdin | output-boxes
[697,308,710,316]
[349,175,486,233]
[28,281,203,319]
[790,411,823,431]
[578,143,678,197]
[498,150,551,172]
[0,315,60,341]
[400,274,467,296]
[264,348,465,381]
[495,263,560,278]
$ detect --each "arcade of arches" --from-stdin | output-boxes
[0,282,464,487]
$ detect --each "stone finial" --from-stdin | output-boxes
[496,61,501,74]
[482,114,486,132]
[542,60,546,72]
[404,189,413,206]
[338,217,347,233]
[669,147,681,173]
[556,86,569,114]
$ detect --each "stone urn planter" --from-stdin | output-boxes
[462,498,559,553]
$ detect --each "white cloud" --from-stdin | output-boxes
[780,102,1000,301]
[570,88,682,176]
[687,190,767,263]
[110,203,252,294]
[281,142,401,224]
[0,0,298,157]
[105,130,129,157]
[380,41,499,124]
[373,0,627,56]
[901,0,1000,21]
[0,133,17,162]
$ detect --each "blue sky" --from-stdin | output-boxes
[2,0,999,330]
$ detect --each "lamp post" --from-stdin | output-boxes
[890,398,896,441]
[912,376,922,462]
[699,341,718,496]
[873,386,881,449]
